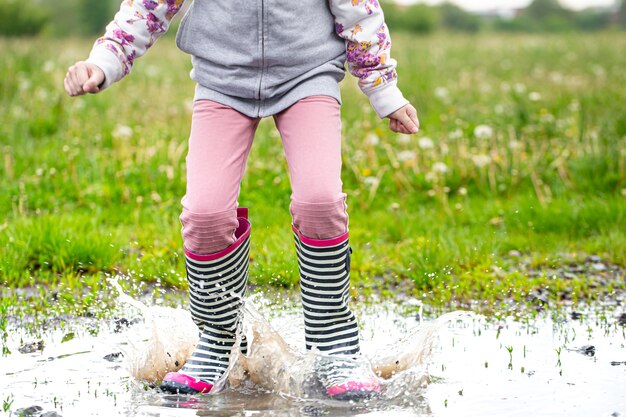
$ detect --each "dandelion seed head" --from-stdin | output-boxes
[397,150,416,162]
[418,137,434,150]
[540,113,555,124]
[113,125,133,140]
[509,140,522,150]
[529,92,542,102]
[435,87,449,100]
[448,129,463,140]
[458,187,467,196]
[397,134,411,144]
[353,150,366,161]
[472,154,491,168]
[366,133,380,146]
[363,176,379,186]
[550,72,564,83]
[474,125,494,140]
[43,60,55,73]
[432,162,448,174]
[19,78,31,91]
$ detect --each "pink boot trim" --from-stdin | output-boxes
[292,225,348,247]
[326,379,381,397]
[185,209,251,261]
[162,372,213,393]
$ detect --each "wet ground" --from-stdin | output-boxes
[1,288,625,417]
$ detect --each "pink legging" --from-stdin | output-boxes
[180,95,349,255]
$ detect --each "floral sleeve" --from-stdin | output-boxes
[329,0,409,118]
[85,0,185,90]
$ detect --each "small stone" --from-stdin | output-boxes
[41,412,63,417]
[570,311,583,320]
[563,272,577,280]
[591,263,607,271]
[568,265,585,273]
[576,345,595,357]
[15,406,43,416]
[617,313,626,326]
[18,340,45,354]
[103,352,124,362]
[530,289,549,304]
[114,317,130,333]
[508,250,522,257]
[586,255,602,263]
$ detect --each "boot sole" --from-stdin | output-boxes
[330,389,379,401]
[159,380,205,395]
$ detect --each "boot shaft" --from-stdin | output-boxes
[293,227,360,356]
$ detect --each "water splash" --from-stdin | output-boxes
[112,279,467,398]
[3,283,625,416]
[111,279,198,383]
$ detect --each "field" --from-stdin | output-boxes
[1,33,625,317]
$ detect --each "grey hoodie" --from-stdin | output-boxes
[87,0,408,118]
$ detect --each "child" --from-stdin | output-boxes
[64,0,419,401]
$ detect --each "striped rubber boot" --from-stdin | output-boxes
[160,208,251,394]
[293,227,380,401]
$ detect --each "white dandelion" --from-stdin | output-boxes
[363,176,380,187]
[474,125,494,140]
[113,125,133,140]
[397,150,416,162]
[432,162,448,174]
[472,154,492,168]
[366,133,380,146]
[418,137,434,150]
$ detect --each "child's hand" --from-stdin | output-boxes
[64,62,105,97]
[387,103,420,134]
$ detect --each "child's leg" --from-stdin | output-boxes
[274,96,379,399]
[274,95,348,240]
[162,100,258,394]
[181,100,259,255]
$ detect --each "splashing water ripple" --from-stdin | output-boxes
[1,283,625,416]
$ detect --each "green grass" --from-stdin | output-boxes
[1,33,625,315]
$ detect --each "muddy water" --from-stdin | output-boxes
[1,288,625,417]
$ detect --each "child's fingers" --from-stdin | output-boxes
[390,118,398,132]
[83,72,102,93]
[407,107,420,131]
[396,121,411,135]
[75,65,90,90]
[63,76,74,96]
[65,73,79,96]
[67,63,88,96]
[69,71,84,96]
[395,109,419,134]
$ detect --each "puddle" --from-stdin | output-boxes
[1,286,625,417]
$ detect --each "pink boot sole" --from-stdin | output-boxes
[160,372,213,394]
[326,379,381,401]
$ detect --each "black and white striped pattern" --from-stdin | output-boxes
[181,236,250,383]
[294,233,361,357]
